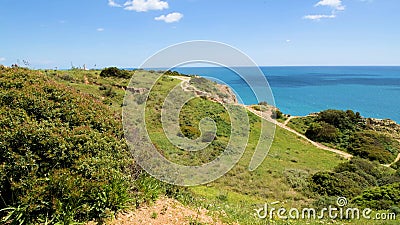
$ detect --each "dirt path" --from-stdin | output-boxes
[172,76,353,160]
[283,116,299,126]
[171,75,191,83]
[173,77,400,165]
[84,75,89,84]
[246,107,353,160]
[102,197,230,225]
[385,153,400,167]
[395,153,400,164]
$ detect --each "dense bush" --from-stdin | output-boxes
[283,169,309,191]
[308,171,363,197]
[347,131,397,164]
[271,109,284,120]
[0,67,133,223]
[391,160,400,170]
[352,182,400,210]
[316,109,361,130]
[163,70,182,76]
[305,121,339,142]
[100,67,130,79]
[302,109,398,163]
[308,157,400,209]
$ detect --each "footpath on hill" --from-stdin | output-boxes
[175,75,400,166]
[246,107,354,160]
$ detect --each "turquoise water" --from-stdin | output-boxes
[173,66,400,123]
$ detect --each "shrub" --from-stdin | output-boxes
[103,86,117,98]
[305,121,339,142]
[258,101,268,106]
[163,70,181,76]
[347,131,397,164]
[100,67,130,79]
[284,169,309,191]
[352,182,400,210]
[308,171,362,197]
[271,109,283,120]
[307,157,400,202]
[181,125,201,139]
[0,67,133,224]
[317,109,358,130]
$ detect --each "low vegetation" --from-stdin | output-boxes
[100,67,130,79]
[1,66,398,224]
[288,109,400,164]
[0,66,190,224]
[299,156,400,221]
[0,66,133,223]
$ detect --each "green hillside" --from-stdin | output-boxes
[1,66,398,224]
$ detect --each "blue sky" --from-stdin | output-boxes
[0,0,399,68]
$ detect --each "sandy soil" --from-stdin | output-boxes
[104,197,229,225]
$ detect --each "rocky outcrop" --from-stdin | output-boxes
[366,118,400,140]
[216,84,238,104]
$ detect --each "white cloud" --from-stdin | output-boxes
[97,28,105,32]
[303,14,336,20]
[0,57,5,62]
[155,12,183,23]
[286,39,291,43]
[124,0,168,12]
[315,0,345,11]
[108,0,122,7]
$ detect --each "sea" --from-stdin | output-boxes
[170,66,400,123]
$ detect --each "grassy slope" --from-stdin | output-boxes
[189,126,347,224]
[287,116,315,135]
[44,69,397,225]
[287,114,400,164]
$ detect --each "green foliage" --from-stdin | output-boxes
[308,157,400,209]
[287,116,315,134]
[308,171,363,197]
[0,67,133,224]
[271,109,284,120]
[391,161,400,172]
[251,105,268,112]
[352,182,400,210]
[295,109,399,163]
[283,169,309,191]
[150,212,158,219]
[258,101,268,106]
[317,109,361,130]
[133,173,194,207]
[347,131,398,164]
[305,121,339,142]
[100,67,131,79]
[144,75,232,166]
[181,125,201,139]
[163,70,184,76]
[103,86,117,98]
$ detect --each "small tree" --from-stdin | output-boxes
[305,121,339,142]
[258,101,268,106]
[100,67,130,79]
